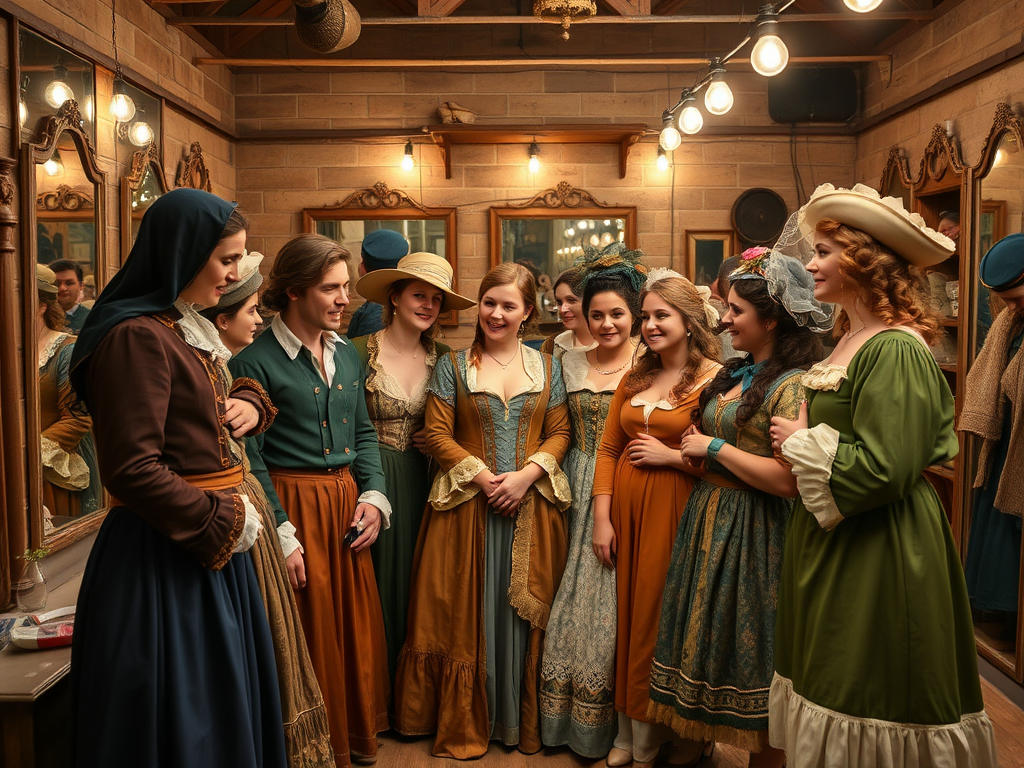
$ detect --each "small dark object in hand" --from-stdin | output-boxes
[343,527,360,547]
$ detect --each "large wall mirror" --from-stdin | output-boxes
[879,145,914,209]
[304,182,460,325]
[21,99,108,551]
[489,183,637,324]
[18,26,96,148]
[964,102,1024,683]
[121,143,169,262]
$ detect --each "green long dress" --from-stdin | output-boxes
[770,330,997,767]
[351,332,449,683]
[648,370,802,753]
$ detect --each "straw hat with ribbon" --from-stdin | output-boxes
[356,252,475,310]
[37,264,58,296]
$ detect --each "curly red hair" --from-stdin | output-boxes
[816,217,939,343]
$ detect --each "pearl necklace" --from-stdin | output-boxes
[593,353,630,375]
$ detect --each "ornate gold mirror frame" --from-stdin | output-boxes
[175,141,213,192]
[21,99,108,553]
[121,143,170,263]
[878,145,913,207]
[303,182,461,326]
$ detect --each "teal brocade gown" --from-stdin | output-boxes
[770,331,997,767]
[352,333,449,684]
[648,371,803,753]
[540,349,618,758]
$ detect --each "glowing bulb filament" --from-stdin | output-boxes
[705,80,734,116]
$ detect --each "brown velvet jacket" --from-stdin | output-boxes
[86,313,276,569]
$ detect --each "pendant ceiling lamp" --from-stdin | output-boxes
[533,0,597,40]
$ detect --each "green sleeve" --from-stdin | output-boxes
[228,354,289,526]
[829,334,957,518]
[343,346,388,496]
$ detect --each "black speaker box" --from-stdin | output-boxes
[767,67,858,124]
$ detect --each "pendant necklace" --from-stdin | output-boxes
[385,329,419,360]
[485,346,519,370]
[593,352,630,375]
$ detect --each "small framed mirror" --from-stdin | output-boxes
[304,182,460,325]
[22,99,108,551]
[175,141,213,192]
[121,143,170,263]
[489,183,637,325]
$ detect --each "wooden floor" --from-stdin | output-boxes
[374,678,1024,768]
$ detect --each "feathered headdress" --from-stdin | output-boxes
[574,242,649,296]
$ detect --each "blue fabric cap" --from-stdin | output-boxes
[980,233,1024,291]
[361,230,409,271]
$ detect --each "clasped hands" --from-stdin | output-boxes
[223,397,259,437]
[474,466,541,516]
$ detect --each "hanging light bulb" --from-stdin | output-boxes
[678,93,703,136]
[110,77,136,122]
[44,65,74,109]
[128,120,154,146]
[19,75,29,129]
[43,149,64,177]
[750,6,789,77]
[528,141,540,174]
[659,110,682,151]
[401,140,415,172]
[704,59,735,116]
[843,0,883,11]
[656,147,670,172]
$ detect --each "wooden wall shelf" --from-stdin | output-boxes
[425,124,648,180]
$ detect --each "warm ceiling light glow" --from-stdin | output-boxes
[528,141,540,174]
[19,100,27,129]
[401,140,415,172]
[128,120,154,146]
[750,7,789,77]
[110,79,136,122]
[656,147,670,172]
[843,0,883,11]
[678,95,703,135]
[44,67,74,109]
[43,150,64,177]
[704,60,734,116]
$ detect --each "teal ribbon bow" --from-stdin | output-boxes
[729,360,767,393]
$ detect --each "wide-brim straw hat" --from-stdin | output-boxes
[798,183,955,267]
[356,252,475,310]
[37,264,58,296]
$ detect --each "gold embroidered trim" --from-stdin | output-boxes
[231,376,280,432]
[508,491,551,630]
[428,454,487,510]
[527,451,572,511]
[209,492,246,571]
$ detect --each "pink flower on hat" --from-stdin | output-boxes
[742,246,769,261]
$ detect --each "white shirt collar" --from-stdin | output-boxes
[270,313,345,361]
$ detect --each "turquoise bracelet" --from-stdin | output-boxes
[707,438,726,461]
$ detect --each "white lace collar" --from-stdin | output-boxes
[562,346,632,393]
[466,343,545,402]
[174,299,231,363]
[39,332,71,370]
[553,329,597,353]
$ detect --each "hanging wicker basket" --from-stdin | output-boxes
[294,0,361,54]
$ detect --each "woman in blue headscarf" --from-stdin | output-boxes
[68,188,287,767]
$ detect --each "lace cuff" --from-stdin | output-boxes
[276,520,303,559]
[781,423,842,530]
[429,455,487,511]
[527,451,572,511]
[41,435,90,491]
[232,494,264,553]
[357,490,392,529]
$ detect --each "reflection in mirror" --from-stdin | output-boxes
[303,183,460,325]
[122,143,170,261]
[19,27,96,146]
[489,184,637,325]
[497,217,627,322]
[879,146,913,209]
[966,105,1024,677]
[23,98,108,549]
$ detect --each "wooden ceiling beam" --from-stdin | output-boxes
[196,53,890,66]
[603,0,652,15]
[170,10,934,24]
[418,0,471,16]
[227,0,295,53]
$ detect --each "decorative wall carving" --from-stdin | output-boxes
[511,181,615,209]
[175,141,213,192]
[334,182,430,212]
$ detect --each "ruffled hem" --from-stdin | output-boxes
[768,673,998,768]
[646,701,767,753]
[393,649,489,759]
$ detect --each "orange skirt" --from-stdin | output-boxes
[270,468,389,768]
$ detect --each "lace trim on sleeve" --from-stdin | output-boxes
[40,435,90,490]
[781,423,842,530]
[428,454,488,510]
[358,489,393,529]
[527,451,572,511]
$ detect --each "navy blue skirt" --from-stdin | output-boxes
[70,508,287,768]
